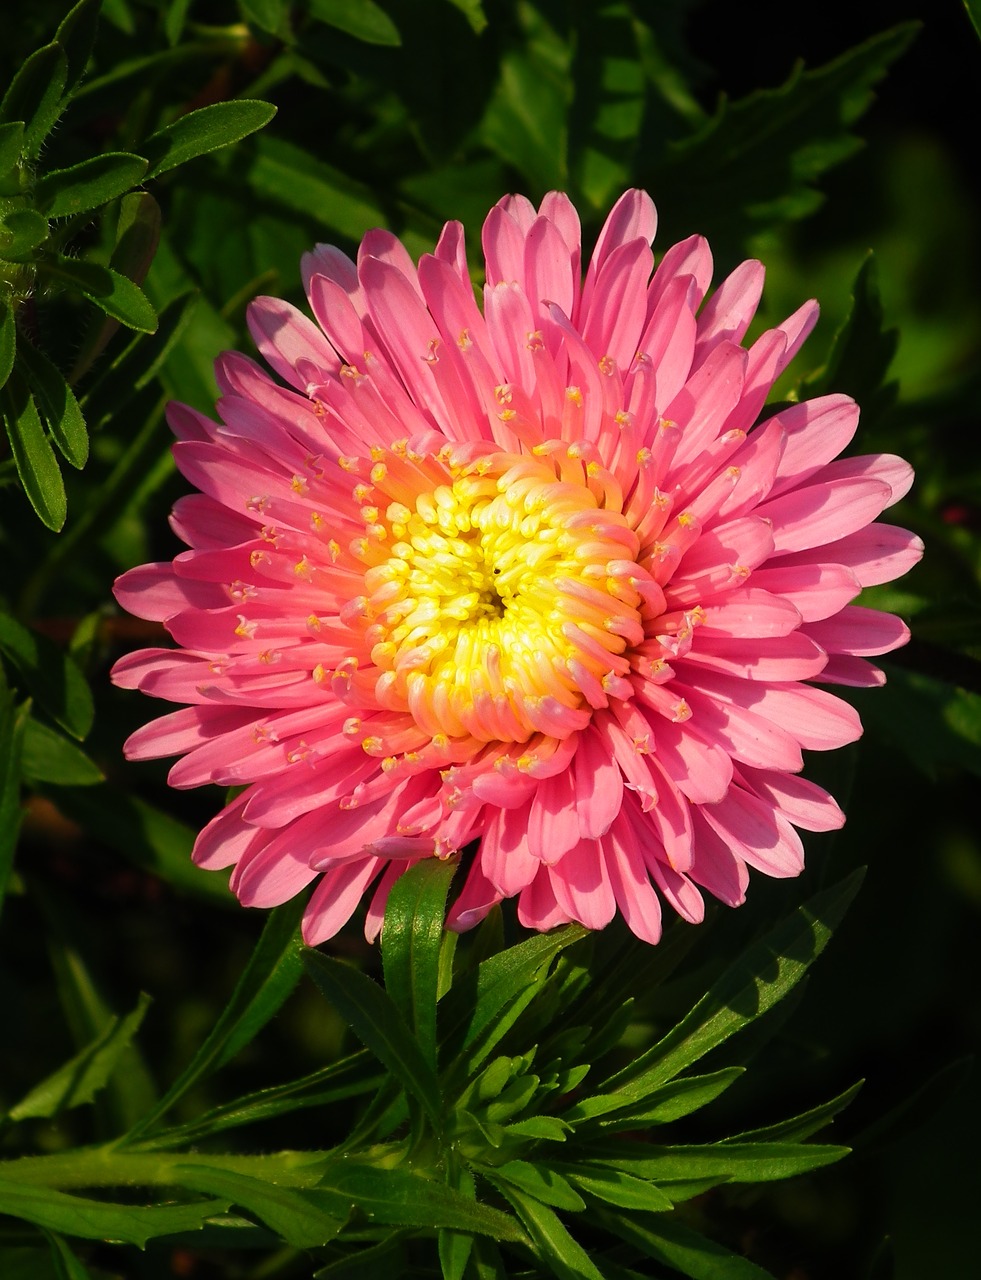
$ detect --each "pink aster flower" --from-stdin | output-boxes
[112,190,922,945]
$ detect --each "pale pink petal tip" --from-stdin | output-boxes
[111,188,920,945]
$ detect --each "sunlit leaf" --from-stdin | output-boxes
[491,1181,603,1280]
[309,0,401,45]
[43,257,157,333]
[174,1166,344,1247]
[21,717,103,786]
[142,100,278,179]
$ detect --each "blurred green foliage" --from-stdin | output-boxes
[0,0,979,1277]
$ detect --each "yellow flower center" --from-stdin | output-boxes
[347,444,657,743]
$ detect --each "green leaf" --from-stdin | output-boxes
[0,672,27,918]
[439,1160,475,1280]
[1,373,66,530]
[652,24,918,263]
[46,1232,93,1280]
[313,1232,410,1279]
[142,100,277,179]
[479,3,570,193]
[559,1165,673,1213]
[381,858,456,1070]
[0,300,15,392]
[491,1181,603,1280]
[0,611,93,739]
[0,210,49,260]
[304,949,444,1132]
[248,135,388,241]
[0,1180,230,1247]
[35,153,148,219]
[967,0,981,39]
[566,1067,745,1128]
[40,785,231,904]
[492,1161,585,1211]
[591,1207,778,1280]
[597,871,864,1101]
[310,0,401,45]
[174,1166,343,1247]
[126,898,306,1139]
[585,1140,849,1185]
[444,0,488,34]
[164,0,194,45]
[6,993,150,1122]
[21,718,103,786]
[15,340,88,469]
[240,0,290,35]
[0,43,67,157]
[55,0,103,93]
[725,1080,863,1145]
[0,121,24,178]
[317,1164,525,1240]
[43,257,157,333]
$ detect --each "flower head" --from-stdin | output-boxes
[113,190,922,944]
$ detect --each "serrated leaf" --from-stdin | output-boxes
[142,100,277,178]
[1,373,66,530]
[566,1067,745,1128]
[55,0,102,93]
[304,949,444,1133]
[585,1140,849,1185]
[35,153,148,219]
[559,1165,673,1213]
[0,121,24,177]
[592,1206,778,1280]
[492,1161,585,1211]
[652,24,918,263]
[317,1164,525,1240]
[7,993,150,1122]
[44,257,157,333]
[174,1166,343,1247]
[0,1180,230,1247]
[598,871,863,1101]
[310,0,401,45]
[381,858,456,1071]
[491,1181,603,1280]
[15,340,88,468]
[0,209,49,260]
[126,898,306,1139]
[0,300,15,392]
[21,717,103,786]
[0,43,67,157]
[0,611,93,739]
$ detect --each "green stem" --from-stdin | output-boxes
[1,1146,332,1192]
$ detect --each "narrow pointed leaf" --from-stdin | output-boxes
[585,1140,849,1184]
[0,611,93,739]
[0,44,67,156]
[15,341,87,468]
[174,1167,343,1247]
[304,949,444,1131]
[310,0,402,45]
[44,258,157,333]
[592,1207,778,1280]
[0,674,26,918]
[142,100,277,178]
[21,717,103,786]
[566,1067,745,1127]
[491,1181,604,1280]
[494,1161,584,1211]
[1,374,66,530]
[127,898,306,1138]
[313,1231,409,1278]
[599,871,864,1098]
[725,1080,863,1145]
[7,994,150,1122]
[0,1181,230,1247]
[35,153,148,218]
[559,1165,674,1213]
[46,1232,94,1280]
[381,857,456,1069]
